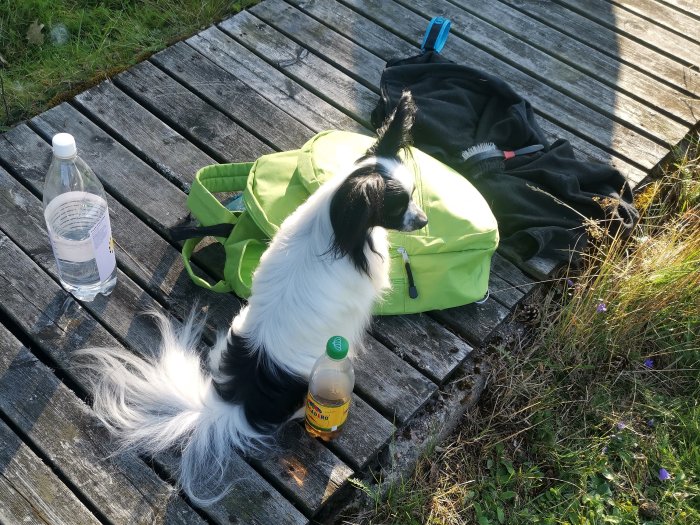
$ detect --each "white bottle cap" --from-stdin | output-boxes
[52,133,77,158]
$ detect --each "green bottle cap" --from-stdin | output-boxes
[326,336,349,360]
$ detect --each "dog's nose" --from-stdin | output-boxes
[405,209,428,231]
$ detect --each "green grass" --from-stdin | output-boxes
[0,0,254,130]
[345,135,700,525]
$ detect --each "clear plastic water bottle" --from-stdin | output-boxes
[43,133,117,301]
[305,336,355,441]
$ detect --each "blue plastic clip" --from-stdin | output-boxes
[421,17,451,53]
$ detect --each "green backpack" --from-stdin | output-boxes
[179,130,498,315]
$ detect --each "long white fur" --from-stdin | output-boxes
[75,160,402,506]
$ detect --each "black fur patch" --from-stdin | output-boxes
[212,332,308,432]
[329,162,411,275]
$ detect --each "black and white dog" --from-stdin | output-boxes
[78,91,427,505]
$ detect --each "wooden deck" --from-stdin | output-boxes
[0,0,698,523]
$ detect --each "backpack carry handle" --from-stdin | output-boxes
[421,17,451,53]
[178,162,256,294]
[181,237,234,293]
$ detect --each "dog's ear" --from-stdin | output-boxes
[366,90,416,158]
[329,171,385,275]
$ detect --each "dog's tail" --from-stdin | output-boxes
[74,310,268,506]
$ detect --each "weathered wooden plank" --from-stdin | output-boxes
[251,0,385,91]
[114,59,276,159]
[289,0,418,59]
[0,165,187,357]
[610,0,700,45]
[0,124,240,338]
[218,12,377,127]
[0,230,313,524]
[256,423,353,516]
[73,79,216,192]
[0,394,100,525]
[292,0,647,184]
[31,104,187,232]
[430,298,509,345]
[371,314,473,384]
[0,291,202,524]
[452,0,699,127]
[491,253,536,294]
[405,0,686,148]
[150,42,316,152]
[515,254,564,282]
[354,337,437,424]
[498,0,700,97]
[555,0,700,68]
[187,27,365,134]
[328,393,395,470]
[488,274,526,309]
[661,0,700,17]
[341,0,667,170]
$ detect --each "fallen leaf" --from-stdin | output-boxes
[26,20,45,46]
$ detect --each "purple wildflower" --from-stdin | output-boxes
[644,358,654,369]
[647,419,655,427]
[596,302,607,313]
[658,468,670,481]
[617,422,626,430]
[566,278,575,287]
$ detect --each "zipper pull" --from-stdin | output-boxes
[397,247,418,299]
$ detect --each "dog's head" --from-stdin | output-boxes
[329,91,428,274]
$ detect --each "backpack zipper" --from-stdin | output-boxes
[397,247,418,299]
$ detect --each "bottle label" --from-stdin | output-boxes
[45,192,116,280]
[89,208,116,281]
[305,392,350,432]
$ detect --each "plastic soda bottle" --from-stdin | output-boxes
[43,133,117,301]
[305,336,355,441]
